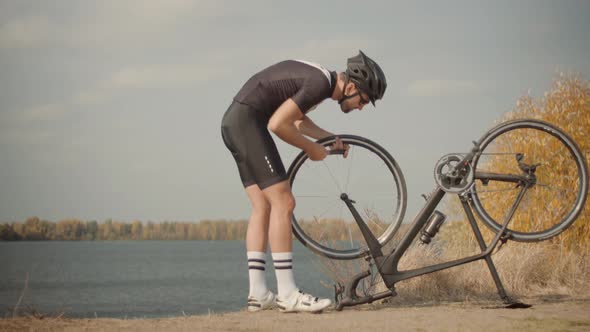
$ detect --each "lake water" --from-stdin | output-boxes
[0,241,334,318]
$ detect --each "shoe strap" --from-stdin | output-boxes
[298,290,319,303]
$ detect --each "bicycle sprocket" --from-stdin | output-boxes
[434,153,475,193]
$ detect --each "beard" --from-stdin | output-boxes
[340,101,354,113]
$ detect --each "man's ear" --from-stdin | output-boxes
[345,82,355,95]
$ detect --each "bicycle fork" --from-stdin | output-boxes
[336,194,396,308]
[336,188,530,310]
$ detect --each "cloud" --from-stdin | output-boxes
[72,90,110,106]
[0,109,56,145]
[0,1,197,49]
[0,15,58,49]
[91,62,232,103]
[274,38,377,67]
[22,103,70,122]
[0,129,55,146]
[107,63,224,89]
[406,79,482,97]
[12,61,231,124]
[0,1,256,50]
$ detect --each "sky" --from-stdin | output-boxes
[1,0,589,223]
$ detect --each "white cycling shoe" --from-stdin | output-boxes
[247,290,276,312]
[276,289,332,313]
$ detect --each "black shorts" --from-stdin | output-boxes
[221,101,288,189]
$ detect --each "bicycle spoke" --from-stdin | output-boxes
[537,139,568,166]
[301,199,342,223]
[507,135,517,160]
[478,152,522,156]
[311,216,329,244]
[474,187,520,195]
[345,146,354,194]
[289,136,407,259]
[347,223,354,249]
[321,160,344,193]
[471,121,587,241]
[535,182,578,195]
[337,199,355,250]
[369,221,386,234]
[301,163,339,194]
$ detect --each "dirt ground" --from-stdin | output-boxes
[2,296,589,332]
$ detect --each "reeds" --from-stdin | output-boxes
[473,73,590,249]
[313,73,590,305]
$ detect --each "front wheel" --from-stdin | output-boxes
[471,119,588,242]
[288,135,407,260]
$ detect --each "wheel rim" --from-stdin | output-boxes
[288,135,406,259]
[471,120,588,241]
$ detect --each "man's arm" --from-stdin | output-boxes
[268,98,327,161]
[294,116,334,140]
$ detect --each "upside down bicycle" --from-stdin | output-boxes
[287,119,588,310]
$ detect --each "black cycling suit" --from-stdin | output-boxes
[221,60,337,189]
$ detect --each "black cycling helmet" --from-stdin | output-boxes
[344,50,387,106]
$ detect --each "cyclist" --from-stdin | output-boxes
[221,50,387,313]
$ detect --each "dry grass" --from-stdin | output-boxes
[313,73,590,306]
[496,73,590,248]
[317,224,590,306]
[437,223,590,299]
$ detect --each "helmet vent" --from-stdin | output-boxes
[345,50,387,102]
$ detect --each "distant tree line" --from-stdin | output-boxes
[0,217,249,241]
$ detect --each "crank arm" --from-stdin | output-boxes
[334,269,397,311]
[336,288,397,311]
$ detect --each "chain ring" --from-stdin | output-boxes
[434,154,475,193]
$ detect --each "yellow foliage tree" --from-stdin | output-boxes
[500,73,590,248]
[446,74,590,250]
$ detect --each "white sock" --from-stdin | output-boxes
[272,252,297,298]
[247,251,269,299]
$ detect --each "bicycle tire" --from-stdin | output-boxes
[471,119,588,242]
[287,135,407,260]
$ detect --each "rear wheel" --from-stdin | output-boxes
[471,120,588,242]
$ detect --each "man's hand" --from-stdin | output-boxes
[306,142,328,161]
[329,137,350,158]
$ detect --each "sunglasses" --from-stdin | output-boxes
[358,92,369,106]
[352,84,369,106]
[349,91,369,106]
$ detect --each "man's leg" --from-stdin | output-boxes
[262,180,294,252]
[245,184,271,299]
[262,180,297,298]
[245,184,271,252]
[262,179,332,312]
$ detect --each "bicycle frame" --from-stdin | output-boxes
[335,145,531,310]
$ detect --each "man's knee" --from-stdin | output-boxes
[265,187,296,212]
[277,191,295,212]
